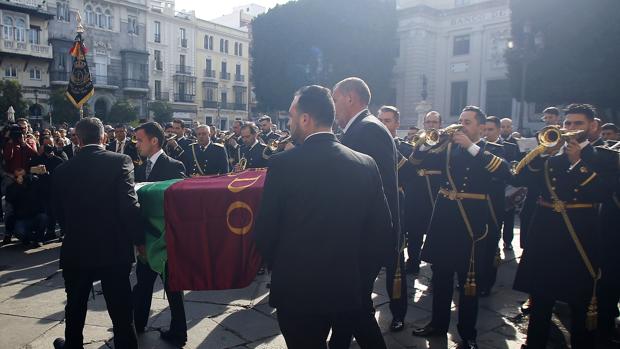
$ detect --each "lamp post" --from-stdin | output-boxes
[507,21,544,133]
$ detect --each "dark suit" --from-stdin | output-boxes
[132,151,187,338]
[107,138,139,163]
[63,143,79,160]
[255,133,392,349]
[331,110,400,348]
[181,142,229,176]
[52,145,141,348]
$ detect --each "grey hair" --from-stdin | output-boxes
[333,77,371,106]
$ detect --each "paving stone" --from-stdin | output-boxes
[210,308,280,342]
[0,314,59,348]
[0,284,66,321]
[26,322,114,349]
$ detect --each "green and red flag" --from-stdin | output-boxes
[136,169,266,292]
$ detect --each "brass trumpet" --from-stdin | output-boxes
[513,126,585,174]
[410,129,441,148]
[268,136,292,151]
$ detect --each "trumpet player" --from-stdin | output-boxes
[181,125,229,176]
[235,123,268,170]
[512,104,611,349]
[258,115,280,144]
[410,106,511,349]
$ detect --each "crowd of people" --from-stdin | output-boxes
[1,76,619,349]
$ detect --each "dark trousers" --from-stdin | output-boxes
[278,308,359,349]
[597,270,620,335]
[329,264,386,349]
[501,208,515,245]
[430,266,478,341]
[407,229,425,268]
[385,251,408,319]
[526,295,594,349]
[478,230,501,293]
[63,266,137,349]
[132,259,187,336]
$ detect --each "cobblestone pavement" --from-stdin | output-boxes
[0,223,577,348]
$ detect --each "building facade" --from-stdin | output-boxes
[1,0,54,125]
[394,0,542,133]
[47,0,150,120]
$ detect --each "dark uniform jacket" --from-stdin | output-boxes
[513,145,610,303]
[409,140,511,270]
[239,141,268,168]
[259,131,280,145]
[182,142,229,176]
[254,133,392,313]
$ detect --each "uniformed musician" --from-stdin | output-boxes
[235,123,268,170]
[258,115,280,144]
[182,125,229,176]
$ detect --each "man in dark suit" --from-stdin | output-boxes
[106,124,139,163]
[255,85,392,349]
[62,130,80,160]
[165,119,194,162]
[182,125,229,176]
[130,122,188,347]
[51,117,142,349]
[329,77,399,348]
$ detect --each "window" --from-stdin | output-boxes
[453,34,470,56]
[225,40,229,53]
[154,80,161,98]
[221,61,227,73]
[85,6,94,26]
[56,2,70,22]
[220,38,224,52]
[154,21,161,42]
[221,91,227,104]
[485,79,512,117]
[179,28,186,47]
[95,7,103,28]
[128,15,138,34]
[29,67,41,80]
[4,66,17,77]
[238,43,243,56]
[450,81,468,116]
[2,16,13,40]
[234,42,238,56]
[15,18,26,42]
[105,9,113,30]
[235,64,241,75]
[206,116,213,125]
[204,35,209,49]
[208,36,213,50]
[29,26,41,44]
[154,50,162,70]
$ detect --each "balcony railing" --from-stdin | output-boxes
[220,72,230,80]
[154,92,169,101]
[154,33,161,43]
[174,93,195,103]
[92,75,120,86]
[175,65,193,75]
[0,39,52,59]
[203,100,218,108]
[233,103,247,111]
[219,102,232,110]
[204,70,216,78]
[235,74,245,82]
[49,70,70,83]
[123,79,148,89]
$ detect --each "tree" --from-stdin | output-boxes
[507,0,620,120]
[0,80,28,120]
[251,0,398,112]
[48,88,84,125]
[108,99,138,124]
[149,100,173,124]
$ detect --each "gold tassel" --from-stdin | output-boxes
[393,267,402,300]
[586,295,598,331]
[464,271,477,297]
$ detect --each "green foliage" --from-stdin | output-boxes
[48,88,84,125]
[149,100,173,124]
[507,0,620,112]
[0,80,28,120]
[108,99,138,124]
[251,0,398,112]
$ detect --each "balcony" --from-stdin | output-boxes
[92,75,120,88]
[154,33,161,43]
[154,60,163,71]
[203,70,216,79]
[180,38,187,48]
[123,79,148,91]
[49,70,70,85]
[219,102,232,110]
[0,39,53,60]
[220,72,230,80]
[174,93,195,103]
[175,65,193,75]
[203,100,218,109]
[154,92,169,101]
[233,103,247,111]
[234,74,245,83]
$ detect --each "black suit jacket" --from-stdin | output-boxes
[135,151,186,183]
[255,133,392,313]
[107,138,139,162]
[52,145,142,269]
[340,110,400,259]
[63,143,79,159]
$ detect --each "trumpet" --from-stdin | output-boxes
[236,157,248,172]
[513,126,585,174]
[410,129,441,148]
[165,133,178,142]
[268,136,292,151]
[412,124,465,149]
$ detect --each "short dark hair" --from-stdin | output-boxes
[232,120,244,128]
[75,117,104,145]
[135,121,165,147]
[258,115,272,123]
[294,85,336,127]
[543,107,560,116]
[564,103,597,121]
[16,118,28,124]
[172,119,185,128]
[486,116,501,129]
[462,106,487,125]
[114,124,127,130]
[379,105,400,122]
[334,77,371,106]
[240,123,258,135]
[601,123,619,133]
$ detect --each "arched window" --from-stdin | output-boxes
[85,5,94,26]
[105,9,113,30]
[2,16,13,40]
[95,7,103,28]
[15,18,26,42]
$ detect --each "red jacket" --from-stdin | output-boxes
[3,141,38,174]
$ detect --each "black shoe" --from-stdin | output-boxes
[160,329,187,347]
[412,325,446,337]
[390,318,405,332]
[53,338,65,349]
[406,260,420,275]
[459,339,478,349]
[503,243,513,251]
[2,235,11,245]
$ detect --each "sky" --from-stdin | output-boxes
[175,0,291,20]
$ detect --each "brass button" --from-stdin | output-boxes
[464,177,468,180]
[549,168,554,172]
[551,187,556,190]
[552,178,557,182]
[463,183,467,187]
[573,198,578,201]
[574,189,579,192]
[466,168,470,171]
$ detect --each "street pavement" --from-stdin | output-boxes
[0,223,574,349]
